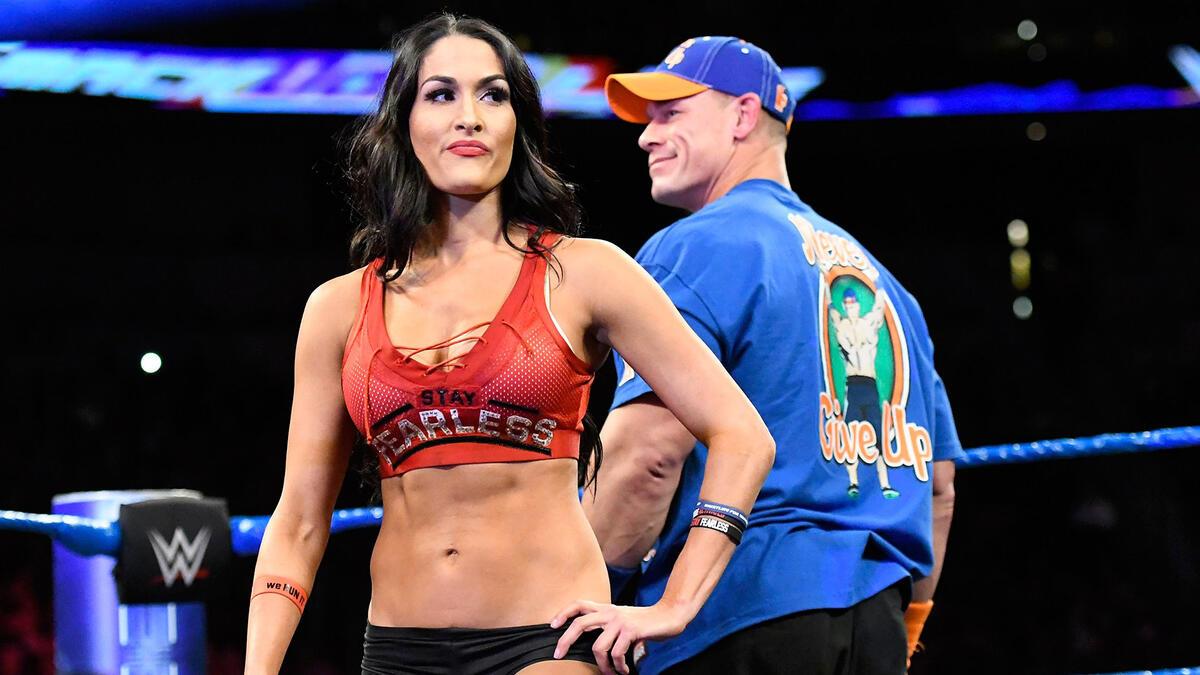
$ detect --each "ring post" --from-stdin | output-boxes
[52,490,208,675]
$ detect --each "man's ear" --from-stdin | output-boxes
[732,93,763,141]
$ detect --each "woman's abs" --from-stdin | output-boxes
[366,458,608,628]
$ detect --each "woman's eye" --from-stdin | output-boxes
[425,88,455,102]
[481,87,510,104]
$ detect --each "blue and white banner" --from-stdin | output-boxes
[1,41,1196,119]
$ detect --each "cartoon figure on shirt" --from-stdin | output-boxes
[828,283,899,499]
[795,213,938,494]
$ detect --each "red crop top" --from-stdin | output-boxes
[341,234,596,479]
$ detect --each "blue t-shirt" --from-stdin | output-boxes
[610,179,964,674]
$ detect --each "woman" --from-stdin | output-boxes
[245,14,774,675]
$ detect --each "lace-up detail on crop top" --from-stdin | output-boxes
[341,234,595,479]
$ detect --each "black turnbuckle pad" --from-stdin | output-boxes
[115,497,231,604]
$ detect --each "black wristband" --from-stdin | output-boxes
[690,513,743,545]
[692,507,748,532]
[694,500,749,529]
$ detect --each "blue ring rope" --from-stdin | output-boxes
[1094,662,1195,667]
[0,510,120,556]
[955,426,1200,467]
[2,427,1198,675]
[230,506,382,556]
[4,426,1197,557]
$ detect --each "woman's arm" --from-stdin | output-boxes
[551,239,775,674]
[245,275,359,675]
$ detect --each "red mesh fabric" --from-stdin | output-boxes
[341,237,594,479]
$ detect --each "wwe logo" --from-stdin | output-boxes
[147,527,211,587]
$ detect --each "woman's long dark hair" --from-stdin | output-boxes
[344,13,602,492]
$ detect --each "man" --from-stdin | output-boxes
[584,36,962,675]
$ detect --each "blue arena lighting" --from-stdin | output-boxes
[794,80,1198,121]
[532,53,617,118]
[0,42,618,117]
[1169,44,1200,95]
[780,66,826,105]
[1,42,1196,120]
[0,0,312,40]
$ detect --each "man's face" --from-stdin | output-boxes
[637,90,737,212]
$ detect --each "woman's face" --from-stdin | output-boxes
[409,35,516,198]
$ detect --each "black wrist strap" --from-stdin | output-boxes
[690,513,743,545]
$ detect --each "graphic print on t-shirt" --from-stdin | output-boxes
[790,213,934,499]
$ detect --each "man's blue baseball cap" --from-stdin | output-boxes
[605,36,796,131]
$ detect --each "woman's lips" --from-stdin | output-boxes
[448,141,489,157]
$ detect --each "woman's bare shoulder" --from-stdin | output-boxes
[546,236,650,330]
[300,266,369,344]
[551,235,633,271]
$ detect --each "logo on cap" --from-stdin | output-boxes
[774,84,789,113]
[664,38,696,70]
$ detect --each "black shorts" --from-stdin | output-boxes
[361,622,600,675]
[844,375,883,438]
[661,582,907,675]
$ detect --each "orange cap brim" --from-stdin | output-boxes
[605,72,711,123]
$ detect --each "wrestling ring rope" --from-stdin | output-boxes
[2,425,1197,674]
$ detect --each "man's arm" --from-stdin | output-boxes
[905,459,955,667]
[583,394,695,568]
[913,459,955,601]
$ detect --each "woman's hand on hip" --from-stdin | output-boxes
[550,599,689,675]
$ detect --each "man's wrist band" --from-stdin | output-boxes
[694,499,749,529]
[690,514,744,545]
[251,575,309,615]
[692,507,745,527]
[904,599,934,665]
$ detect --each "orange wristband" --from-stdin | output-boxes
[904,600,933,665]
[251,575,309,614]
